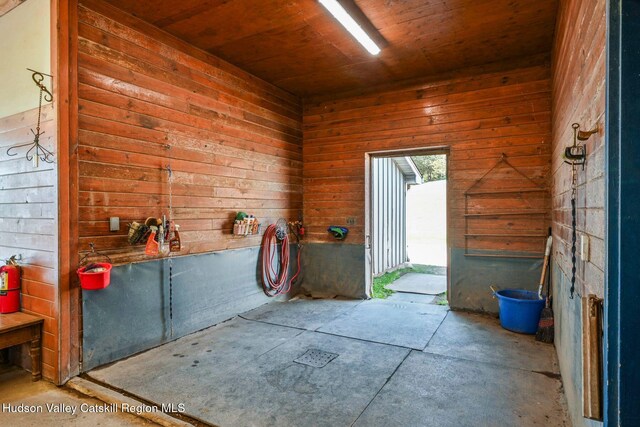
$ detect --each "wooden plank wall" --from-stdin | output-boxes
[551,0,605,300]
[303,63,552,253]
[551,1,606,425]
[0,105,58,381]
[76,0,302,264]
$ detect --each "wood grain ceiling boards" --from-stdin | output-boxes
[101,0,558,97]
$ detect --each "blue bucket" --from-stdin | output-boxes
[495,289,545,334]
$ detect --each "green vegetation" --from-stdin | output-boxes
[372,265,447,299]
[412,155,447,182]
[371,280,395,299]
[372,268,413,299]
[434,292,448,306]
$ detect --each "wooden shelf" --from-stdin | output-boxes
[464,211,547,217]
[465,188,547,196]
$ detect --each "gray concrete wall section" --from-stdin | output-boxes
[82,245,300,371]
[301,244,543,312]
[301,243,367,299]
[552,262,601,427]
[449,248,543,313]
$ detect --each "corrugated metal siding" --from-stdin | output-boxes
[372,157,408,276]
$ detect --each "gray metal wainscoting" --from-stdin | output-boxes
[82,245,299,371]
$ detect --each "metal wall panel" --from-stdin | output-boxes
[82,246,300,371]
[301,243,367,299]
[372,158,409,276]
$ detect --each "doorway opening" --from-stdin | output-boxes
[366,150,449,306]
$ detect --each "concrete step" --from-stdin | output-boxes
[66,377,194,427]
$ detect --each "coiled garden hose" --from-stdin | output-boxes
[261,223,302,297]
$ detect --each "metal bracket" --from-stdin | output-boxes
[564,123,597,169]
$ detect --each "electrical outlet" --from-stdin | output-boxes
[109,217,120,232]
[346,217,356,225]
[580,234,590,262]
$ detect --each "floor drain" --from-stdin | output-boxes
[294,349,338,368]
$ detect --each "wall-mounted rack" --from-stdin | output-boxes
[464,154,549,259]
[232,212,261,236]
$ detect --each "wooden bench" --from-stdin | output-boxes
[0,312,43,381]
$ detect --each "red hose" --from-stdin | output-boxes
[261,224,302,297]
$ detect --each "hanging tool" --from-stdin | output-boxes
[538,230,553,300]
[536,229,554,343]
[564,123,597,298]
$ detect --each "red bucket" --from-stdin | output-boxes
[77,263,112,290]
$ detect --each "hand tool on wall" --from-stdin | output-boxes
[538,230,553,299]
[564,123,598,299]
[536,229,554,343]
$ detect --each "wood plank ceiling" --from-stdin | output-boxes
[102,0,558,97]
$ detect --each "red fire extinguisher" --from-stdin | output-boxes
[0,255,21,314]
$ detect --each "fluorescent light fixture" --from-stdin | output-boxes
[319,0,381,55]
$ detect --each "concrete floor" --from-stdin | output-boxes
[85,295,568,426]
[388,272,447,295]
[0,366,156,426]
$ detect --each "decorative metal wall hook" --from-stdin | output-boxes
[6,129,55,164]
[5,69,55,167]
[27,68,53,103]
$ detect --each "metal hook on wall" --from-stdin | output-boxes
[78,242,112,266]
[27,68,53,103]
[577,123,599,141]
[5,69,55,167]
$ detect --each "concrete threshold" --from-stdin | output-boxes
[66,376,200,427]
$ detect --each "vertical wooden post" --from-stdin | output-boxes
[54,0,79,384]
[29,324,42,381]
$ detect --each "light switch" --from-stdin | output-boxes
[109,217,120,232]
[580,234,590,262]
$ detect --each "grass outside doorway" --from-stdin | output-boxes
[372,264,446,299]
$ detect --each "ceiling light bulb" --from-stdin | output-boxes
[319,0,381,55]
